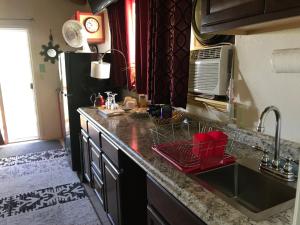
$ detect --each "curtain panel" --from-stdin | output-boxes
[147,0,192,107]
[107,0,130,89]
[135,0,149,94]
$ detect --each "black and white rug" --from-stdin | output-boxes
[0,148,101,225]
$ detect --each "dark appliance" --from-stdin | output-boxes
[58,52,117,173]
[87,0,118,14]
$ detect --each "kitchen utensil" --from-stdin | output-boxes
[90,93,105,107]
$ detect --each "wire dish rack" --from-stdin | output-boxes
[150,120,237,173]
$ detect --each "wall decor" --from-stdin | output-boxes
[74,11,105,44]
[40,30,62,64]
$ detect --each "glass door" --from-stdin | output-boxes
[0,29,39,143]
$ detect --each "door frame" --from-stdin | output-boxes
[0,23,41,142]
[0,85,8,144]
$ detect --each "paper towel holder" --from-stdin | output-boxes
[271,48,300,73]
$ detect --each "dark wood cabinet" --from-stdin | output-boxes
[200,0,300,34]
[201,0,265,26]
[147,206,168,225]
[79,111,208,225]
[265,0,300,13]
[147,176,206,225]
[81,130,91,183]
[91,167,105,207]
[90,139,102,178]
[103,154,122,225]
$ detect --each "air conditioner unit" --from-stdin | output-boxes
[188,45,233,96]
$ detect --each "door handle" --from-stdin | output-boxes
[30,83,33,90]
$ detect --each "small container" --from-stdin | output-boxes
[192,133,213,158]
[207,131,228,159]
[138,94,148,108]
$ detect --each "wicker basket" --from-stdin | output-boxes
[150,110,185,125]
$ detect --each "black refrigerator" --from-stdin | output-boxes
[58,52,118,173]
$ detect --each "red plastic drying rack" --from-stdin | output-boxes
[152,140,236,174]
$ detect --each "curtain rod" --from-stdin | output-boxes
[0,18,34,22]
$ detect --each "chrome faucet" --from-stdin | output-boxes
[257,106,281,169]
[257,106,296,182]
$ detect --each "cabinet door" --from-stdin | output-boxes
[201,0,265,26]
[147,206,168,225]
[103,154,122,225]
[265,0,300,13]
[81,130,91,183]
[147,176,206,225]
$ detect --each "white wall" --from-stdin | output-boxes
[0,0,89,140]
[189,28,300,143]
[234,28,300,143]
[97,10,111,53]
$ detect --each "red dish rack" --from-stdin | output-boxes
[150,121,236,174]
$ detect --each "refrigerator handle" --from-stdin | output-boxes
[64,93,73,97]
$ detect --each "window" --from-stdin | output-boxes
[125,0,136,88]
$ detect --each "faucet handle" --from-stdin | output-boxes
[261,149,270,167]
[252,145,263,151]
[283,158,294,174]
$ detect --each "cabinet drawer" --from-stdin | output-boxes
[147,206,168,225]
[80,115,88,133]
[147,176,206,225]
[90,139,102,177]
[88,122,101,147]
[101,134,120,168]
[91,167,105,207]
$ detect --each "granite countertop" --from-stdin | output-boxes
[78,107,294,225]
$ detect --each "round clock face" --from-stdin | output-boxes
[84,17,99,33]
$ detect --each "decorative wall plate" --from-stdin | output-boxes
[40,30,62,64]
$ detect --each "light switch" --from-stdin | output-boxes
[39,64,46,73]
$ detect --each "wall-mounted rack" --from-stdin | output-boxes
[187,94,229,113]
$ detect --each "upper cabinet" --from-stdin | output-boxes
[199,0,300,34]
[201,0,264,26]
[265,0,300,13]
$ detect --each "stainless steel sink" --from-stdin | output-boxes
[194,162,297,221]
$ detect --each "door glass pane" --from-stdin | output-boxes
[0,29,38,142]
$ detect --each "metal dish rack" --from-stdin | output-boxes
[150,120,238,173]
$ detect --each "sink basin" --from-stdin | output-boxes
[194,162,296,221]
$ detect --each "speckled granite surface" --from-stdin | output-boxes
[78,107,298,225]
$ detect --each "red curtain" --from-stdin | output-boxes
[135,0,149,94]
[125,0,136,89]
[107,1,130,88]
[147,0,192,107]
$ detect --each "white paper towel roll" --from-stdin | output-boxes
[271,48,300,73]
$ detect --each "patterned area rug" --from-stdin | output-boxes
[0,148,101,225]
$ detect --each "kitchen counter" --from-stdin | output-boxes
[78,107,295,225]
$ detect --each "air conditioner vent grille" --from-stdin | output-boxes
[191,47,222,60]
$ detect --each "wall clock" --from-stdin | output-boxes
[74,11,105,44]
[84,17,99,33]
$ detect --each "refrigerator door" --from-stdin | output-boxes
[58,52,119,173]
